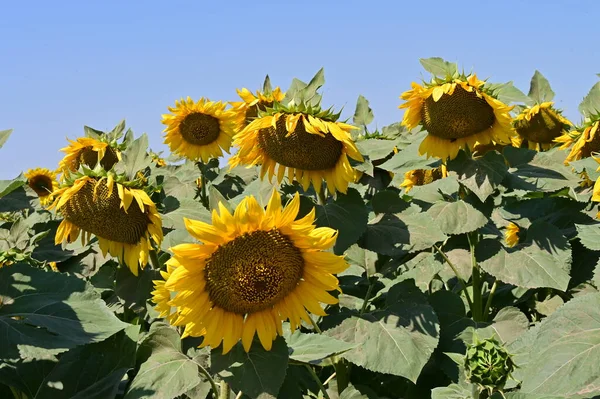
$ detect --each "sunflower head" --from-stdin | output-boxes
[50,170,162,276]
[556,119,600,164]
[400,166,445,193]
[230,69,364,194]
[399,59,515,160]
[504,223,520,248]
[24,168,58,206]
[231,75,285,128]
[153,189,348,354]
[162,97,238,163]
[465,334,515,393]
[513,102,571,151]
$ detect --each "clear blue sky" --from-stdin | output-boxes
[2,0,599,179]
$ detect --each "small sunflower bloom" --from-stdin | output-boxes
[399,74,514,160]
[504,223,520,248]
[25,168,58,206]
[58,137,120,178]
[153,190,348,354]
[162,97,238,163]
[231,84,285,129]
[512,102,571,151]
[556,120,600,164]
[400,166,446,193]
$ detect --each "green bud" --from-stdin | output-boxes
[464,335,515,393]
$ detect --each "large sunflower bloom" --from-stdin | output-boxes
[399,74,514,160]
[154,190,348,353]
[24,168,58,206]
[162,97,237,163]
[512,102,571,151]
[231,87,285,128]
[58,137,120,177]
[556,120,600,164]
[400,166,446,193]
[50,176,162,275]
[230,112,364,194]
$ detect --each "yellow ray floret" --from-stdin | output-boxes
[512,102,571,151]
[556,120,600,165]
[400,165,446,193]
[24,168,58,206]
[58,137,120,178]
[230,87,285,128]
[153,189,348,354]
[162,97,237,163]
[504,223,520,248]
[399,75,514,160]
[230,113,364,194]
[50,176,162,276]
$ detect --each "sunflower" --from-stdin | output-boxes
[24,168,58,206]
[230,108,363,194]
[162,97,237,163]
[399,74,514,160]
[231,86,285,128]
[151,262,179,324]
[153,190,347,353]
[504,223,520,248]
[58,137,120,178]
[50,175,162,275]
[556,120,600,164]
[400,165,446,193]
[512,102,571,151]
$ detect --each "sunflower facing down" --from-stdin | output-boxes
[58,137,121,178]
[153,190,348,353]
[400,74,514,160]
[231,85,285,128]
[512,102,571,151]
[24,168,58,206]
[50,176,162,275]
[400,165,446,193]
[162,97,238,163]
[230,111,364,194]
[556,120,600,164]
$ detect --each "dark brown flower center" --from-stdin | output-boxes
[409,167,444,186]
[257,115,343,171]
[515,107,565,143]
[179,113,221,145]
[245,101,273,125]
[28,175,53,197]
[61,179,151,244]
[422,85,496,140]
[72,146,119,171]
[204,229,304,315]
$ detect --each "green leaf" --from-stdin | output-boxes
[0,175,26,199]
[472,307,529,345]
[326,281,439,382]
[316,188,368,255]
[529,70,555,103]
[505,148,580,192]
[208,185,233,213]
[448,151,507,202]
[229,177,277,208]
[115,265,160,314]
[121,133,152,179]
[34,326,139,399]
[517,293,600,397]
[162,197,212,230]
[494,82,532,105]
[431,383,472,399]
[391,252,444,292]
[340,384,370,399]
[0,129,13,149]
[408,175,460,204]
[426,200,487,235]
[344,244,377,277]
[284,330,357,364]
[211,336,289,399]
[355,137,397,162]
[575,223,600,250]
[419,57,458,78]
[0,264,128,361]
[125,323,203,399]
[371,190,410,214]
[378,134,439,176]
[353,95,374,127]
[579,81,600,118]
[262,75,272,93]
[477,222,571,291]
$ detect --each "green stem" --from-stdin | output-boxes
[149,249,161,270]
[433,244,473,310]
[305,365,331,399]
[469,233,483,322]
[483,280,498,321]
[219,381,230,399]
[190,358,220,399]
[308,313,323,334]
[360,278,375,314]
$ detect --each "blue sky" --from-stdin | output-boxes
[1,0,599,179]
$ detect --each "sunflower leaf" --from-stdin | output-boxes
[325,280,439,382]
[492,82,531,105]
[344,244,378,277]
[0,174,26,199]
[120,133,152,180]
[211,336,289,399]
[353,95,374,127]
[579,81,600,118]
[0,263,128,362]
[284,330,358,364]
[426,200,488,235]
[448,151,507,202]
[262,74,272,93]
[576,223,600,251]
[419,57,458,78]
[529,70,555,103]
[0,128,13,149]
[431,383,473,399]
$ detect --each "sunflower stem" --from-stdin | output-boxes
[149,249,161,270]
[469,232,483,322]
[190,358,220,399]
[360,278,375,315]
[308,313,323,334]
[305,365,331,399]
[432,244,473,310]
[483,280,498,321]
[219,381,231,399]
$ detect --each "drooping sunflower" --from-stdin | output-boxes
[512,102,571,151]
[556,119,600,164]
[50,175,162,275]
[504,223,520,248]
[400,166,446,193]
[24,168,58,206]
[231,81,285,129]
[162,97,238,163]
[400,74,514,160]
[153,190,347,353]
[58,137,121,178]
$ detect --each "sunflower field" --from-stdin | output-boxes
[2,57,600,399]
